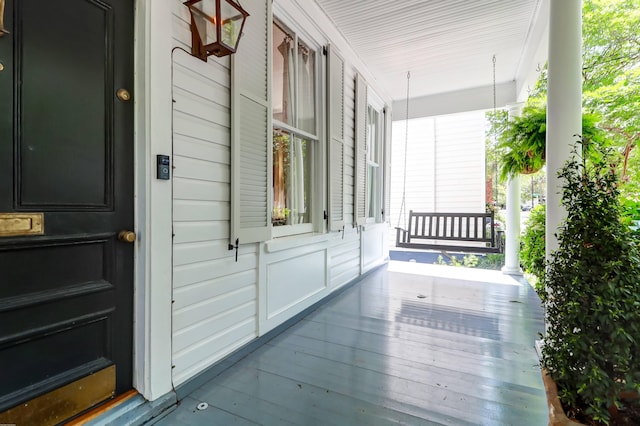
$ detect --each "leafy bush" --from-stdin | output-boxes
[435,253,504,270]
[520,204,546,293]
[620,196,640,223]
[476,253,505,270]
[436,254,479,268]
[541,140,640,424]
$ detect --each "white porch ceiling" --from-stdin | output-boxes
[314,0,549,110]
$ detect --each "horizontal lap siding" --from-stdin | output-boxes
[390,111,486,241]
[390,117,436,232]
[434,112,486,213]
[328,234,360,289]
[171,3,257,387]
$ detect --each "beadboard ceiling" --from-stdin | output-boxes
[314,0,548,103]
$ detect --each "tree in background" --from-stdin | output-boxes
[530,0,640,197]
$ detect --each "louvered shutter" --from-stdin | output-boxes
[327,45,345,231]
[354,74,367,226]
[383,107,392,223]
[231,0,271,244]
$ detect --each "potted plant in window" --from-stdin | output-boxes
[540,137,640,425]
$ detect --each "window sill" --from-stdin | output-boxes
[265,232,330,253]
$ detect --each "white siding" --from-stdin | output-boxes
[434,112,486,212]
[171,2,258,387]
[328,233,360,288]
[390,111,486,236]
[390,117,436,230]
[169,0,389,388]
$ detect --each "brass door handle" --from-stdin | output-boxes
[0,0,9,36]
[118,230,136,243]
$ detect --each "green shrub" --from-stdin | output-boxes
[435,253,503,270]
[476,253,505,270]
[520,204,546,293]
[541,140,640,424]
[436,254,479,268]
[620,197,640,241]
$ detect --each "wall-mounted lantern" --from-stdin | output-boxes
[183,0,249,61]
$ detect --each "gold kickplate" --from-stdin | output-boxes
[0,213,44,237]
[0,365,116,426]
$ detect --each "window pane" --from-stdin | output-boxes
[272,130,312,226]
[272,23,293,125]
[367,107,378,163]
[297,41,316,134]
[367,165,378,218]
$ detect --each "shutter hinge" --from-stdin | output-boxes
[228,238,239,262]
[324,210,328,222]
[323,46,327,56]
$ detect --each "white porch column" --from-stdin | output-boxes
[545,0,582,258]
[502,103,525,276]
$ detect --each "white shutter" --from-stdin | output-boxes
[327,45,345,231]
[383,107,392,223]
[231,0,271,244]
[354,74,367,226]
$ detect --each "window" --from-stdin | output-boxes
[366,95,385,222]
[272,21,319,235]
[366,106,380,220]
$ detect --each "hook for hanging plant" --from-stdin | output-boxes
[0,0,9,36]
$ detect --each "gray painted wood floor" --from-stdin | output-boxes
[155,261,547,426]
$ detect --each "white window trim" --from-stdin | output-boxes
[366,90,385,224]
[271,16,326,238]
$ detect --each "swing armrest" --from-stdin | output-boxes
[395,227,409,245]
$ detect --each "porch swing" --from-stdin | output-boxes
[394,61,504,254]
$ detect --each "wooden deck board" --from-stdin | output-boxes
[156,262,547,425]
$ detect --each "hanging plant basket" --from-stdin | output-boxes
[521,165,541,175]
[494,106,602,181]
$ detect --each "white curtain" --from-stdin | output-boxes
[291,46,311,223]
[298,48,315,134]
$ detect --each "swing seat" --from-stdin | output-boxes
[395,211,503,253]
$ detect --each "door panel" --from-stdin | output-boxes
[18,0,111,208]
[0,0,134,417]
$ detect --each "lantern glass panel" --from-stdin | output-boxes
[190,0,219,46]
[220,1,243,49]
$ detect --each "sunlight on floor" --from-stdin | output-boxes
[387,260,528,287]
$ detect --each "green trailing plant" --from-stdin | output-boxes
[493,105,604,182]
[541,139,640,424]
[520,204,546,293]
[498,105,547,180]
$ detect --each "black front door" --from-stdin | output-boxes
[0,0,134,422]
